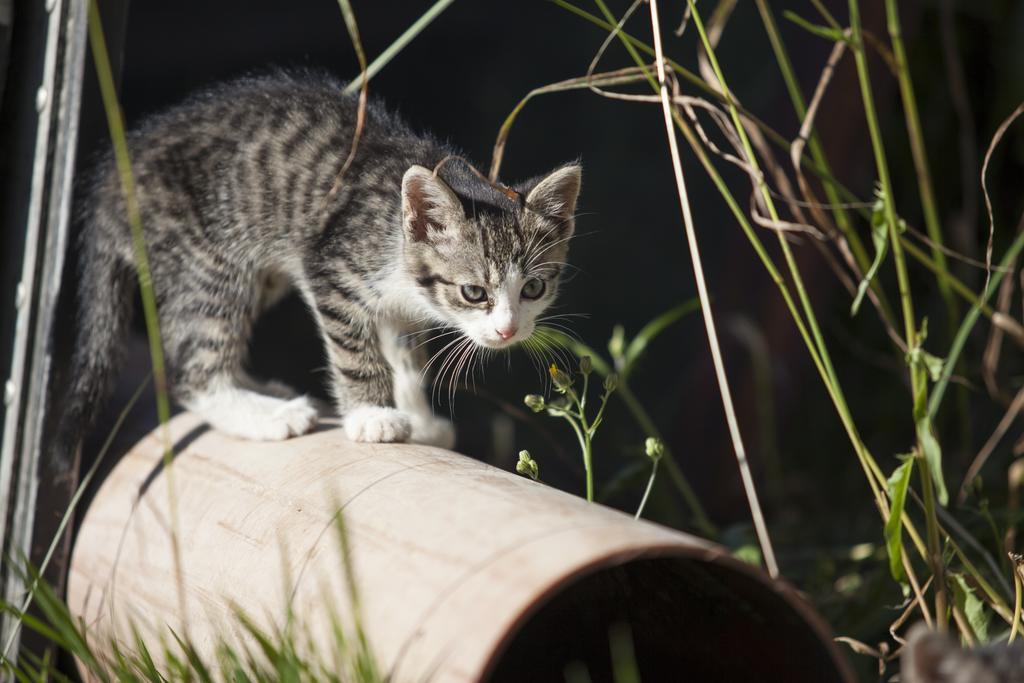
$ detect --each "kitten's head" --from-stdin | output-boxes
[401,162,581,349]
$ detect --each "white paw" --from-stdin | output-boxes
[343,406,412,443]
[410,415,456,449]
[189,389,318,441]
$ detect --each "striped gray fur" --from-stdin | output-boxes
[61,70,581,450]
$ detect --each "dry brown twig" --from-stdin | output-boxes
[320,0,370,225]
[980,103,1024,294]
[960,385,1024,504]
[983,259,1019,400]
[647,0,779,578]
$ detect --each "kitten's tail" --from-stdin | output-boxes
[47,219,136,473]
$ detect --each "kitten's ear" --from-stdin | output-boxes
[525,164,582,226]
[402,165,462,242]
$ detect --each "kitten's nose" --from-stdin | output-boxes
[496,326,518,340]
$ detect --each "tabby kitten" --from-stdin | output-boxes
[62,71,581,453]
[903,623,1024,683]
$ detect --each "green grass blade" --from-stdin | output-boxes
[342,0,456,96]
[929,225,1024,421]
[622,299,700,376]
[781,10,846,43]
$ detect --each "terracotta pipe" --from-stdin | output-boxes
[68,413,854,682]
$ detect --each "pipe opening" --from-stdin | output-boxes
[485,556,848,682]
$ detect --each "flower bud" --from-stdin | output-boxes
[579,355,593,375]
[549,363,573,392]
[516,450,539,481]
[603,373,619,393]
[546,396,571,415]
[523,394,545,413]
[644,437,665,461]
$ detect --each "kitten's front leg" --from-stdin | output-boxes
[315,302,412,443]
[380,321,456,449]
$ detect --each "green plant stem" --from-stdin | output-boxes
[341,0,456,96]
[686,2,935,584]
[553,397,594,502]
[562,0,1002,623]
[949,537,1014,623]
[901,239,993,316]
[0,378,151,659]
[615,383,714,535]
[752,0,867,270]
[884,0,954,320]
[558,336,717,536]
[88,0,189,639]
[919,452,949,632]
[649,0,778,577]
[849,0,947,628]
[87,1,171,457]
[569,389,594,502]
[885,0,972,455]
[929,224,1024,420]
[1011,567,1023,642]
[848,0,918,384]
[553,0,998,325]
[594,0,887,515]
[635,459,659,520]
[587,0,946,594]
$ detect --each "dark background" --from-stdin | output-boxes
[5,0,1022,666]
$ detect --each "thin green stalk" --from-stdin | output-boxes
[585,0,948,591]
[901,239,994,316]
[555,337,717,535]
[550,396,593,501]
[87,1,171,458]
[647,0,777,577]
[689,1,842,390]
[949,538,1013,624]
[689,0,905,511]
[1011,563,1023,642]
[577,406,595,503]
[634,458,659,520]
[848,0,946,627]
[565,0,1000,616]
[89,0,189,638]
[591,0,887,518]
[848,0,918,378]
[929,224,1024,420]
[919,452,948,632]
[753,0,868,270]
[574,373,615,504]
[615,383,715,535]
[342,0,456,96]
[552,0,1000,326]
[885,0,955,321]
[686,3,938,588]
[0,378,150,659]
[886,0,972,456]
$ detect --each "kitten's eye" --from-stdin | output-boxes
[521,278,545,300]
[460,284,488,303]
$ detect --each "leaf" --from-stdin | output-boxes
[884,457,914,582]
[950,573,990,643]
[623,299,700,376]
[782,11,847,43]
[916,409,948,505]
[921,350,945,383]
[908,319,949,505]
[851,194,890,316]
[732,544,763,567]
